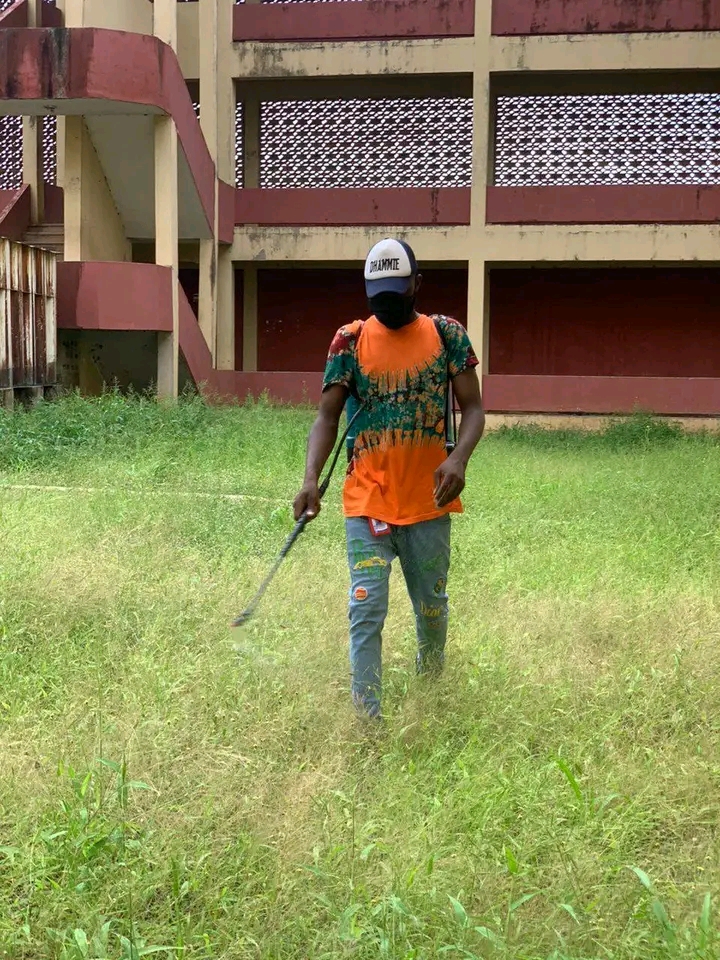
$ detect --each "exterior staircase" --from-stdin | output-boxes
[22,223,64,259]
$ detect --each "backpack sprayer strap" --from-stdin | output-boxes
[432,315,457,454]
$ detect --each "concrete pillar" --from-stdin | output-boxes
[153,0,177,48]
[199,0,236,368]
[242,266,258,372]
[467,260,489,375]
[470,0,491,231]
[155,115,179,399]
[198,0,219,359]
[61,0,84,27]
[198,239,217,354]
[63,116,82,260]
[22,118,44,225]
[56,117,66,189]
[153,0,179,398]
[27,0,42,25]
[468,0,493,376]
[216,249,235,370]
[243,97,261,190]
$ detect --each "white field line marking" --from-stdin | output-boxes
[0,483,288,505]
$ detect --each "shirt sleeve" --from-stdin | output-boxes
[437,316,480,379]
[322,322,361,392]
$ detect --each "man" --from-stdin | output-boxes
[294,238,485,720]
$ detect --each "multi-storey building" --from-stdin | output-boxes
[1,0,719,417]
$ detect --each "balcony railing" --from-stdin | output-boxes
[492,0,720,35]
[233,0,475,43]
[235,188,471,226]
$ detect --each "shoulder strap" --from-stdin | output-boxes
[430,315,457,453]
[345,318,366,401]
[431,314,449,352]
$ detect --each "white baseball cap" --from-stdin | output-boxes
[364,238,419,297]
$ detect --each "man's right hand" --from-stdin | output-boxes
[293,481,321,522]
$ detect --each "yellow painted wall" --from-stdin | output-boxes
[178,1,200,79]
[64,0,151,33]
[64,118,130,263]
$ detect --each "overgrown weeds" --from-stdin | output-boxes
[1,398,719,958]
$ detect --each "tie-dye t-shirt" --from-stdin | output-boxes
[323,314,479,526]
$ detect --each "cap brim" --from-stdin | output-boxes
[365,275,413,297]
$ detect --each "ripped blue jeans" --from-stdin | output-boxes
[346,514,451,718]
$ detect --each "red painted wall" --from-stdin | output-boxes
[0,0,28,28]
[257,268,468,372]
[0,185,30,240]
[490,268,720,378]
[486,185,720,225]
[236,189,471,228]
[233,0,474,42]
[484,374,720,415]
[492,0,720,34]
[57,262,173,332]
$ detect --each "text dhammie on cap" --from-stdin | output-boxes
[364,238,419,297]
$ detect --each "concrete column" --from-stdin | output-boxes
[154,0,179,398]
[216,3,237,186]
[22,118,44,225]
[242,265,258,372]
[470,0,491,231]
[56,117,66,189]
[63,116,82,260]
[198,0,219,358]
[27,0,42,25]
[216,249,235,370]
[243,97,261,190]
[153,0,177,48]
[61,0,84,26]
[467,0,493,375]
[198,239,217,354]
[199,0,236,368]
[467,260,489,375]
[155,115,179,399]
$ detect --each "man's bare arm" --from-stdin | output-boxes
[293,383,349,521]
[433,367,485,508]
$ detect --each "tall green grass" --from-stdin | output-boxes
[1,395,720,959]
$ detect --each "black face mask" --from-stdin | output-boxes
[369,293,416,330]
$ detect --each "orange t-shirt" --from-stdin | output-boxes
[322,314,479,526]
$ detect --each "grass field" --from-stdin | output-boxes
[1,394,720,960]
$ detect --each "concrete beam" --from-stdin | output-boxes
[231,37,475,81]
[229,221,720,267]
[230,225,473,264]
[490,31,720,75]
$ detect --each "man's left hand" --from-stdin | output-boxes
[433,456,466,508]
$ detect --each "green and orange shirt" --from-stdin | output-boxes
[323,313,479,526]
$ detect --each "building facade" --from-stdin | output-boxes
[1,0,719,415]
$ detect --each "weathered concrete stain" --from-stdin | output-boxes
[38,27,69,99]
